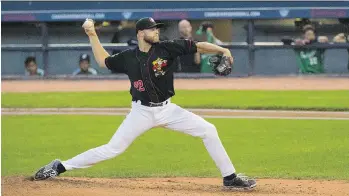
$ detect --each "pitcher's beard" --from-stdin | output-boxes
[144,36,159,44]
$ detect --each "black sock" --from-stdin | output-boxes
[224,173,236,180]
[57,163,66,174]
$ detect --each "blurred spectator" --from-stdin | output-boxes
[175,19,200,72]
[95,21,113,30]
[111,21,168,55]
[24,56,44,76]
[293,25,329,74]
[333,33,348,43]
[72,54,98,75]
[196,21,223,45]
[333,33,349,71]
[111,21,137,55]
[111,21,137,43]
[294,18,312,30]
[196,21,223,73]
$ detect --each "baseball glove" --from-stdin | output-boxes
[209,55,232,76]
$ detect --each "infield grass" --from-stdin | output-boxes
[2,90,349,111]
[2,115,349,180]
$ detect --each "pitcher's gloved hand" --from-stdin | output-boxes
[209,55,233,76]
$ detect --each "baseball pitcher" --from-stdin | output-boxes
[33,17,256,189]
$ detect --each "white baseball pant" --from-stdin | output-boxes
[62,99,236,177]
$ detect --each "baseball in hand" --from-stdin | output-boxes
[82,19,94,28]
[82,19,96,36]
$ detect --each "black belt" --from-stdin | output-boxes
[137,100,169,107]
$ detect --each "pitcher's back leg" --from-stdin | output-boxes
[61,105,155,170]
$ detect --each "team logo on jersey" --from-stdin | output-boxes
[152,57,168,77]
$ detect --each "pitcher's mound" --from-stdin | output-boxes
[2,176,349,196]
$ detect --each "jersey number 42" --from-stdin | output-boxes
[133,80,145,92]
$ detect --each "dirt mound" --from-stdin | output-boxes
[2,176,349,196]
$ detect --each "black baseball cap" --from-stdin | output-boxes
[136,17,164,32]
[79,53,90,63]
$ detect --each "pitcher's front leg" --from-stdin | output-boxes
[158,103,256,189]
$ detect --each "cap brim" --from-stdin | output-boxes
[148,23,165,29]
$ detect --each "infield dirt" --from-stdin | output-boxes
[2,176,349,196]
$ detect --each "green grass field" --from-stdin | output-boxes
[2,115,349,180]
[2,90,349,111]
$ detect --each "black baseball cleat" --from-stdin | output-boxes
[33,159,66,181]
[223,173,257,190]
